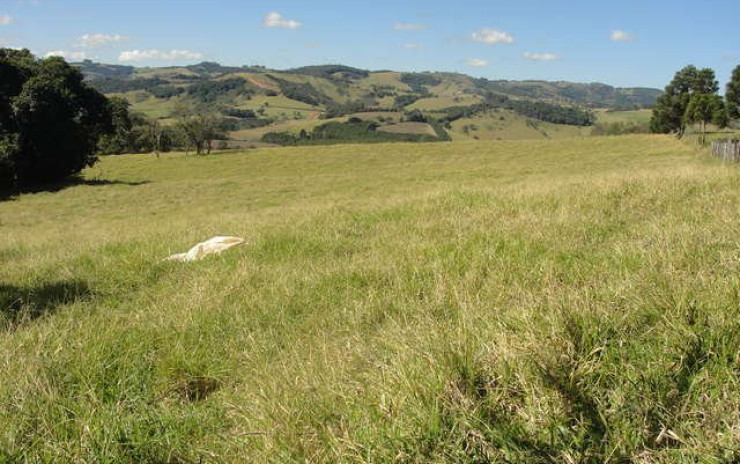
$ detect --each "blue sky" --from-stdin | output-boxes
[1,0,738,89]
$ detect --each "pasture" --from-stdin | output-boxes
[596,109,653,125]
[2,136,740,462]
[449,110,592,141]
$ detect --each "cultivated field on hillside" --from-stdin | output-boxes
[377,122,437,136]
[2,136,740,462]
[449,110,592,140]
[596,109,653,125]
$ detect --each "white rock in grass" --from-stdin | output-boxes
[166,236,245,262]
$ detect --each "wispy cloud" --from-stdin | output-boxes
[465,58,489,67]
[77,33,129,48]
[523,51,558,61]
[45,50,87,60]
[0,14,12,26]
[472,28,514,45]
[118,49,203,62]
[263,11,301,29]
[394,23,425,31]
[610,30,634,42]
[404,42,423,50]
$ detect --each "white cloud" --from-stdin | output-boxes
[77,33,129,48]
[263,11,301,29]
[118,49,204,62]
[394,23,425,31]
[523,51,558,61]
[404,43,423,50]
[45,50,87,60]
[465,58,489,67]
[0,14,12,26]
[610,30,634,42]
[471,28,514,45]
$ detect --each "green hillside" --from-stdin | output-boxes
[73,61,661,144]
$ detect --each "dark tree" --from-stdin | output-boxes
[403,110,428,123]
[650,65,719,136]
[684,93,726,144]
[98,96,134,155]
[726,65,740,121]
[0,49,112,190]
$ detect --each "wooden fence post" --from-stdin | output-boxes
[712,139,740,163]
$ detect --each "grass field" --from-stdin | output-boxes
[119,91,183,120]
[407,95,483,111]
[596,109,653,125]
[377,122,437,136]
[2,136,740,462]
[347,112,401,123]
[237,95,319,120]
[229,117,343,141]
[449,110,591,141]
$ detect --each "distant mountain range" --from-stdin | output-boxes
[72,60,661,144]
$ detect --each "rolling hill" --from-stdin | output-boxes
[74,60,662,144]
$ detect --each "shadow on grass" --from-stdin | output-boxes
[1,177,150,201]
[0,280,91,328]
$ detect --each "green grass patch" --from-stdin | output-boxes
[2,136,739,462]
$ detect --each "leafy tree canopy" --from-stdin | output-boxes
[650,65,719,135]
[684,93,727,143]
[726,65,740,120]
[0,49,113,190]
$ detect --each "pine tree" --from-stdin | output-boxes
[726,65,740,121]
[650,65,719,136]
[684,93,726,144]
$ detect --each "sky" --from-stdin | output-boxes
[1,0,739,89]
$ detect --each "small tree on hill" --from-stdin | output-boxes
[148,120,164,157]
[726,65,740,122]
[176,112,223,155]
[684,93,726,144]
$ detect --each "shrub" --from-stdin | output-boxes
[261,132,298,146]
[403,110,427,123]
[269,77,330,106]
[394,94,424,109]
[187,78,252,104]
[90,77,167,94]
[400,73,441,94]
[149,85,185,99]
[221,108,257,119]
